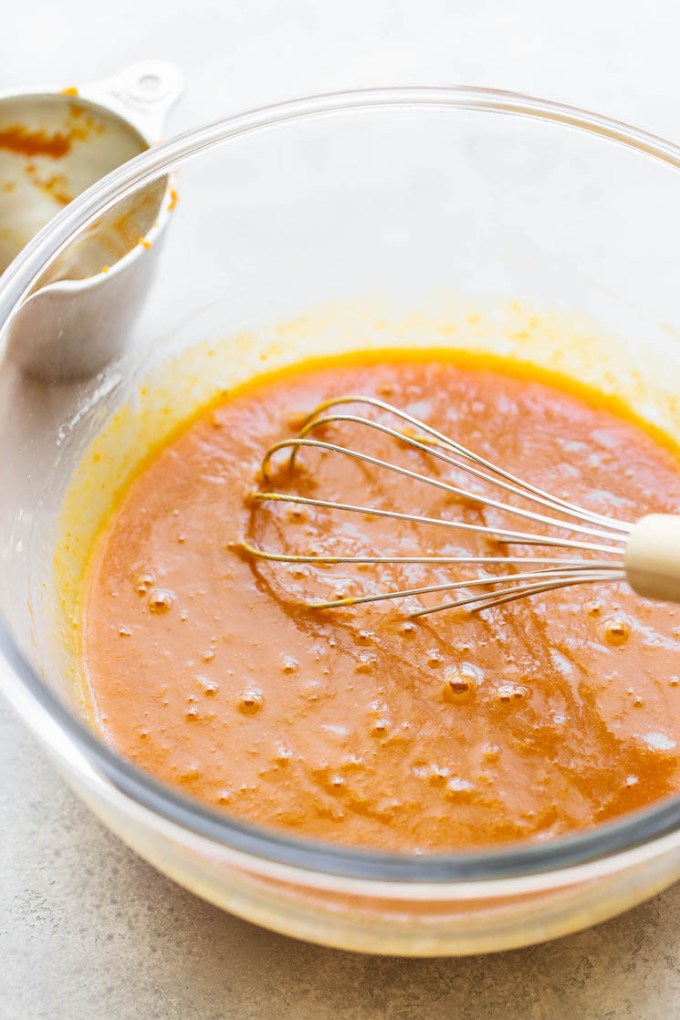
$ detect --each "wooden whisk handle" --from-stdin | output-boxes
[625,514,680,602]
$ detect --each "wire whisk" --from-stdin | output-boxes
[241,395,680,617]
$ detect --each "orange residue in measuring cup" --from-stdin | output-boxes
[23,163,73,205]
[0,124,73,158]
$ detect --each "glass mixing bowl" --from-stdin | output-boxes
[3,86,680,957]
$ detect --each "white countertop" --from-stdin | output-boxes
[4,2,680,1016]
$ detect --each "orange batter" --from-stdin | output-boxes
[81,354,680,851]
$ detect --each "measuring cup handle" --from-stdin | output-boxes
[77,60,185,144]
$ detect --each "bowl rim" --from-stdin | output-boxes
[4,83,680,885]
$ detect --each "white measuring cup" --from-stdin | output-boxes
[0,60,184,379]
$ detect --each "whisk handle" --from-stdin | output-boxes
[625,514,680,603]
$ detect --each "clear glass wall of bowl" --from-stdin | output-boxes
[3,90,680,954]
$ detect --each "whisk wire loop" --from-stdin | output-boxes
[262,427,628,545]
[297,395,633,534]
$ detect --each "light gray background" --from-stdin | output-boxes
[3,2,680,1017]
